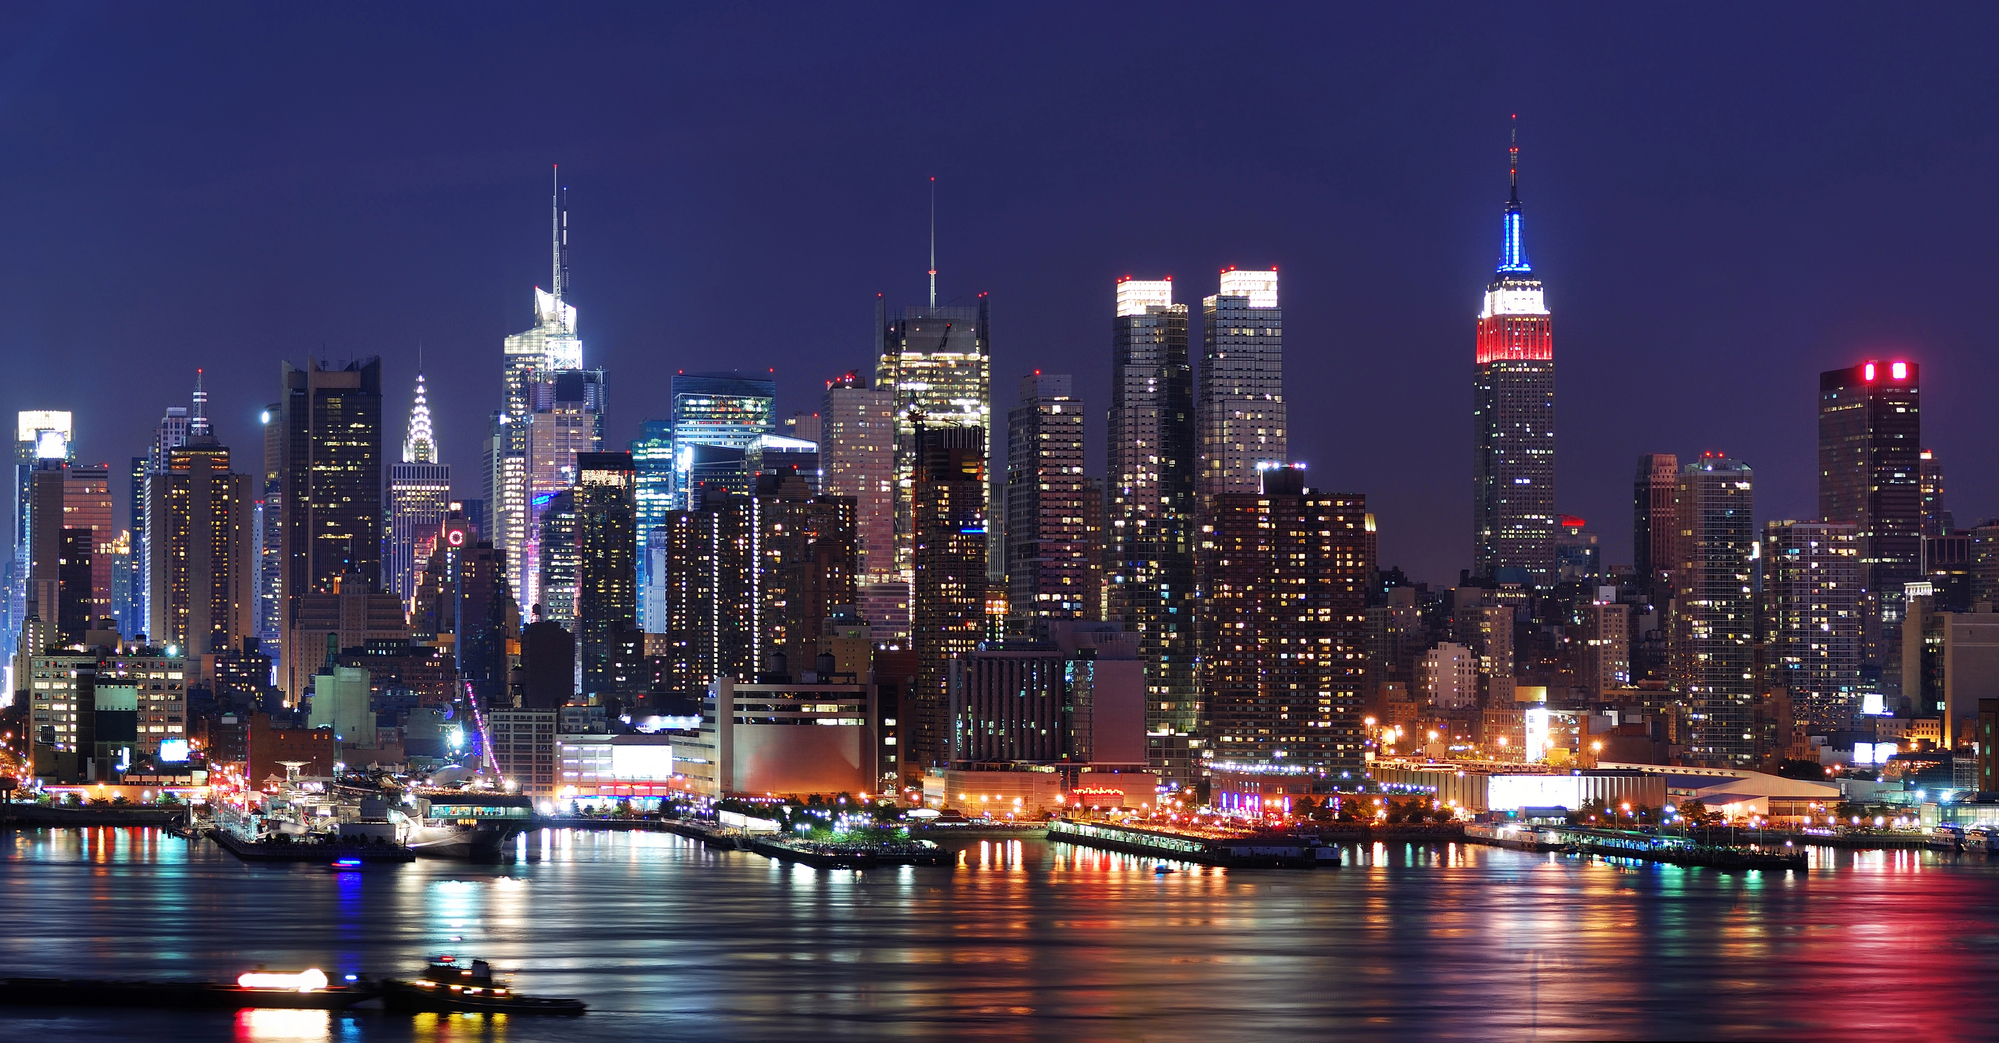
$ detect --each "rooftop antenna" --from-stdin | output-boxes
[190,368,209,437]
[928,175,937,310]
[1508,114,1520,204]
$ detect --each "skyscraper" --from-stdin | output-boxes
[1108,278,1199,772]
[876,293,992,581]
[1472,128,1557,586]
[1198,269,1284,495]
[630,419,674,633]
[145,431,256,656]
[1762,520,1861,732]
[1006,372,1089,637]
[12,411,73,646]
[1195,465,1369,776]
[279,357,384,691]
[1819,359,1920,686]
[1633,454,1680,597]
[521,368,605,611]
[62,464,113,633]
[1671,454,1756,767]
[1919,448,1949,537]
[493,171,582,607]
[668,372,775,509]
[257,402,283,659]
[820,371,898,641]
[908,423,987,776]
[574,452,639,697]
[387,369,451,608]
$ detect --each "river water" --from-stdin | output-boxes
[2,827,1994,1041]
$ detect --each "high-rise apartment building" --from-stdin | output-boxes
[1472,131,1556,586]
[820,371,899,641]
[387,370,450,608]
[1819,359,1920,681]
[493,173,582,611]
[1005,373,1089,636]
[1198,269,1284,495]
[574,452,639,697]
[1671,454,1756,766]
[1195,465,1369,775]
[1762,520,1861,733]
[145,432,255,656]
[1578,597,1631,698]
[652,470,856,698]
[278,357,384,693]
[907,424,987,775]
[1107,277,1200,776]
[62,464,114,634]
[876,294,991,581]
[1633,454,1680,596]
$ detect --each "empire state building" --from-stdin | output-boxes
[1472,125,1556,585]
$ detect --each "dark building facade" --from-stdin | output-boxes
[575,452,639,696]
[1472,133,1556,586]
[1633,453,1679,597]
[909,424,987,774]
[1818,359,1921,688]
[279,357,384,690]
[1108,277,1199,780]
[1195,466,1370,777]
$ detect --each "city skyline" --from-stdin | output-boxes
[4,8,1997,587]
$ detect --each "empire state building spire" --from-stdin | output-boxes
[1498,115,1530,274]
[403,368,436,464]
[1472,116,1556,587]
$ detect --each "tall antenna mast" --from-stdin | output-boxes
[1508,114,1520,203]
[551,163,564,302]
[190,368,209,437]
[928,175,937,310]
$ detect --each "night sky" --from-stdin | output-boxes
[4,4,1996,585]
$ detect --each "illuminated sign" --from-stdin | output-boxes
[447,529,465,547]
[1863,363,1876,381]
[157,739,190,763]
[1524,707,1550,763]
[1891,361,1908,380]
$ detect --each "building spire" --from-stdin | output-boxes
[189,368,210,437]
[551,164,565,304]
[1497,115,1531,274]
[403,365,436,464]
[927,176,937,310]
[1509,113,1520,204]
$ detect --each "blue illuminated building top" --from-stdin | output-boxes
[1497,202,1531,274]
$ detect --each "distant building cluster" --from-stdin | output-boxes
[4,139,1996,818]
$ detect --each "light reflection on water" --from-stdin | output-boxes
[3,826,1996,1041]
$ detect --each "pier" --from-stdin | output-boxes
[1049,818,1341,868]
[1464,823,1807,872]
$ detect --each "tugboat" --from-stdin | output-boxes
[380,956,585,1016]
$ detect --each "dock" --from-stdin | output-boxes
[1463,823,1807,872]
[1049,818,1341,868]
[209,828,416,863]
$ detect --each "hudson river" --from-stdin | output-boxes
[3,827,1995,1040]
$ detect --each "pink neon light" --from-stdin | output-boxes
[1863,363,1876,381]
[1891,361,1908,380]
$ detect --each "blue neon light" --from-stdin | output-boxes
[1497,208,1531,273]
